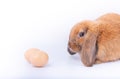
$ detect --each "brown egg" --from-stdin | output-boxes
[24,48,49,67]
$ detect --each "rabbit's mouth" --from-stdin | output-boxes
[67,47,76,55]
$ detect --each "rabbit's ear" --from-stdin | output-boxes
[80,31,97,67]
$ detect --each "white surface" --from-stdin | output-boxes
[0,0,120,79]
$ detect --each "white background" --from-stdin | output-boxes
[0,0,120,79]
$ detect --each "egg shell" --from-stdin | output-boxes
[24,48,40,63]
[24,48,49,67]
[30,51,49,67]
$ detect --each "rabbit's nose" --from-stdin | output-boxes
[67,47,76,55]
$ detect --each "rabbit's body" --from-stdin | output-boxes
[68,13,120,66]
[95,13,120,63]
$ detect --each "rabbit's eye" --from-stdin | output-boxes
[79,32,84,37]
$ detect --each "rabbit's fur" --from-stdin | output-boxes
[68,13,120,67]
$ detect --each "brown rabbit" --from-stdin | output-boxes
[68,13,120,67]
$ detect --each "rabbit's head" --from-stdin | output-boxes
[68,20,98,66]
